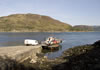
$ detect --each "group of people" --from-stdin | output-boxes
[45,37,60,45]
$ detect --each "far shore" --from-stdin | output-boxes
[0,30,98,33]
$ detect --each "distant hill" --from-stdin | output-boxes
[0,14,72,32]
[72,25,94,31]
[71,25,100,32]
[92,26,100,31]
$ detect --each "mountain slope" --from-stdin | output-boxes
[92,26,100,31]
[72,25,100,31]
[0,14,72,32]
[72,25,94,31]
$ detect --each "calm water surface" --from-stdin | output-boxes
[0,32,100,59]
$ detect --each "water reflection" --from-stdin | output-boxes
[42,45,62,59]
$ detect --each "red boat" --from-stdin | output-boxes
[41,37,62,50]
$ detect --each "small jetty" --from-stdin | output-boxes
[0,45,42,62]
[0,36,62,63]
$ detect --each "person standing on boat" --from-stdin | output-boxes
[45,37,55,45]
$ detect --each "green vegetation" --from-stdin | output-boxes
[0,13,100,32]
[0,14,72,32]
[92,26,100,31]
[71,25,94,31]
[71,25,100,32]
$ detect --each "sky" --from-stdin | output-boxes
[0,0,100,26]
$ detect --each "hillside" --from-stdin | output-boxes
[71,25,100,32]
[92,26,100,31]
[0,14,72,32]
[72,25,94,31]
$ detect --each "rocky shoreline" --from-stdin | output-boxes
[53,40,100,70]
[0,40,100,70]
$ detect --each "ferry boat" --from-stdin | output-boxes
[41,37,62,50]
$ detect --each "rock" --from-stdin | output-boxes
[30,59,37,63]
[44,56,48,59]
[94,64,100,70]
[93,40,100,47]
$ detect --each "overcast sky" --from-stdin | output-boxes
[0,0,100,26]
